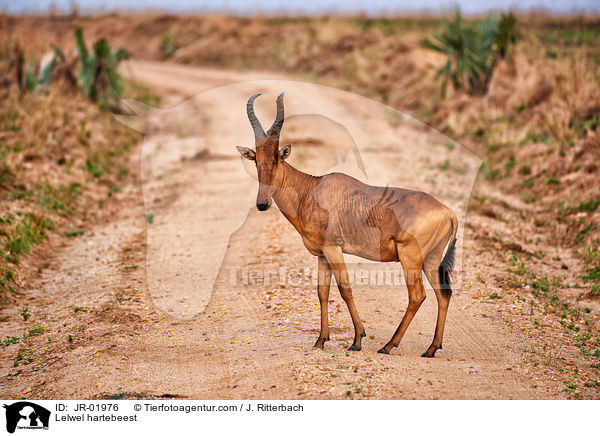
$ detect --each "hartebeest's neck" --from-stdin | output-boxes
[272,161,320,226]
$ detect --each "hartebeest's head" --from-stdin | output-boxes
[236,93,291,211]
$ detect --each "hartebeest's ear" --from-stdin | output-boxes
[279,144,291,160]
[236,146,256,161]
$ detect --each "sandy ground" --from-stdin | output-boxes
[1,60,598,400]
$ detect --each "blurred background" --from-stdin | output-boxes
[5,0,600,15]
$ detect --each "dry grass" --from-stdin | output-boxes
[0,83,143,305]
[0,24,164,305]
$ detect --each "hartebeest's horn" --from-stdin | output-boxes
[267,93,285,140]
[247,93,266,141]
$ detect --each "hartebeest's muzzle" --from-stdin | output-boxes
[256,200,270,211]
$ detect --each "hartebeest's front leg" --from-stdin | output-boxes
[322,246,366,351]
[314,255,332,348]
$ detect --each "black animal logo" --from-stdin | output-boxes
[3,402,50,434]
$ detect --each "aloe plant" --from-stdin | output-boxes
[37,47,65,86]
[495,12,519,59]
[22,64,38,92]
[423,11,519,96]
[15,46,64,92]
[74,28,130,109]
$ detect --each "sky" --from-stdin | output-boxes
[2,0,599,15]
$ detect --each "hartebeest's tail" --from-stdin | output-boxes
[439,216,458,299]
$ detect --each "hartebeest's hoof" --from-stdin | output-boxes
[347,344,362,351]
[314,338,329,349]
[421,345,441,358]
[377,347,389,354]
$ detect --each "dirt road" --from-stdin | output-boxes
[1,60,595,399]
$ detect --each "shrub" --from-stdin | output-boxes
[161,31,178,59]
[423,11,519,96]
[15,45,65,92]
[75,28,130,109]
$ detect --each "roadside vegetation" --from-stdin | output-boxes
[0,27,156,305]
[423,11,519,96]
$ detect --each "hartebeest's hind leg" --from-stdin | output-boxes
[322,246,366,351]
[421,235,455,357]
[422,251,450,358]
[378,243,425,354]
[314,255,333,348]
